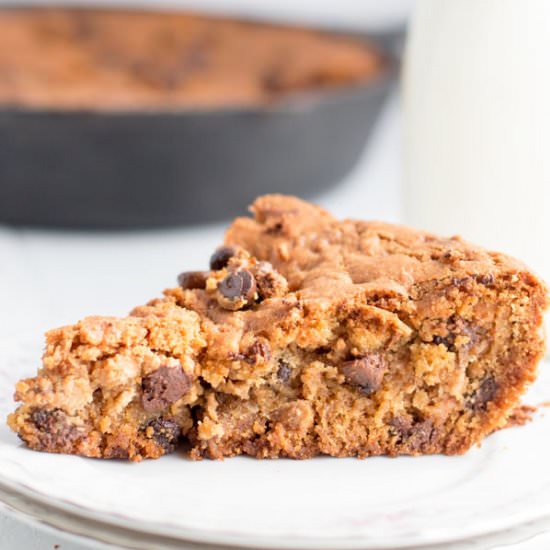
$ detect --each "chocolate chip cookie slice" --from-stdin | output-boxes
[8,195,549,461]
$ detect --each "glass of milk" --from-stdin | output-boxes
[403,0,550,286]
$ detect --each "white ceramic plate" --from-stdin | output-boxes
[1,336,549,550]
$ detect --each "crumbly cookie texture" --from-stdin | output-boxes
[8,195,548,460]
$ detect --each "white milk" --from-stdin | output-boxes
[403,0,550,286]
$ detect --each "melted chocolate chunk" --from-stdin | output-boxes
[141,366,192,412]
[30,408,81,452]
[340,353,386,395]
[177,270,209,290]
[209,246,236,270]
[143,417,181,453]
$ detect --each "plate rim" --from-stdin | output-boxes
[3,477,550,550]
[2,471,550,550]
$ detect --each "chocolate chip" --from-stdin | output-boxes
[219,271,255,299]
[469,377,498,411]
[450,276,472,289]
[432,316,486,353]
[209,246,236,270]
[433,334,456,351]
[389,416,412,437]
[340,354,386,395]
[31,408,58,432]
[177,271,209,290]
[277,360,291,383]
[30,408,81,452]
[450,274,495,290]
[408,419,434,451]
[390,416,434,451]
[442,251,457,262]
[141,366,192,412]
[228,340,271,364]
[143,417,181,453]
[475,273,495,286]
[243,341,271,365]
[217,270,257,310]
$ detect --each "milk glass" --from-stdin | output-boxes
[403,0,550,286]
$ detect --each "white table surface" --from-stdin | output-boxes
[1,94,549,550]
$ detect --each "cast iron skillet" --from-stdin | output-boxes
[0,17,399,229]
